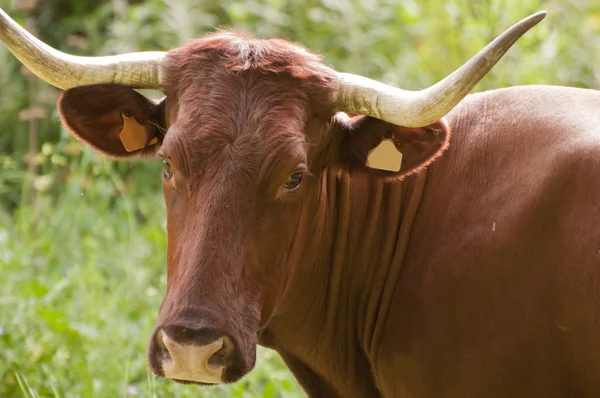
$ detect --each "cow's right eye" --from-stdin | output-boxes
[162,158,173,180]
[283,171,303,190]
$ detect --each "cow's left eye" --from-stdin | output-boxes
[162,158,173,180]
[284,171,303,190]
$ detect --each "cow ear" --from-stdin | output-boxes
[335,115,451,181]
[58,84,165,158]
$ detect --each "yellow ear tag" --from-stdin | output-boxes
[366,138,403,172]
[119,111,158,152]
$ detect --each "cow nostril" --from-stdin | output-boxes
[207,336,234,368]
[156,329,173,363]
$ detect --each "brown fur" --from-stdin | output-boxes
[57,31,600,397]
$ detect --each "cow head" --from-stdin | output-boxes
[0,9,545,385]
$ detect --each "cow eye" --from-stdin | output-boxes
[283,171,303,190]
[162,158,173,180]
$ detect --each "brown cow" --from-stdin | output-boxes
[4,9,600,398]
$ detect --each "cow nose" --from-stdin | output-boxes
[152,326,234,384]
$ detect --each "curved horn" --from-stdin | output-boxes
[332,11,546,128]
[0,8,165,90]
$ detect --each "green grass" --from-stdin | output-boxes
[0,142,303,397]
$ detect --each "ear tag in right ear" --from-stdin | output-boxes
[366,138,403,172]
[119,111,158,152]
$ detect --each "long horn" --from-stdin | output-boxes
[0,8,165,90]
[332,11,546,128]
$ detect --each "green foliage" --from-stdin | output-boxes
[0,0,599,397]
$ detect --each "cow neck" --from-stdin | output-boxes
[260,168,429,396]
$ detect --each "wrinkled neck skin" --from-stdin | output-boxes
[259,167,427,397]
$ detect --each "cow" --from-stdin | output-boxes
[4,8,600,398]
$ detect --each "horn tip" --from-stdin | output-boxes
[530,11,547,23]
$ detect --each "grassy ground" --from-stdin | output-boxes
[0,145,303,397]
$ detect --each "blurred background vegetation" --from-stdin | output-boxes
[0,0,598,396]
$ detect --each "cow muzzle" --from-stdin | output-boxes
[148,325,237,384]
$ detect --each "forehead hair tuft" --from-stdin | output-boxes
[161,29,337,96]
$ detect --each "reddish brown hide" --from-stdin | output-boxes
[58,32,600,397]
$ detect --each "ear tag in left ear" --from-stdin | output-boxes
[366,138,403,172]
[119,111,158,152]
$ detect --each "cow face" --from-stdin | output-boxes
[57,32,450,385]
[147,67,324,384]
